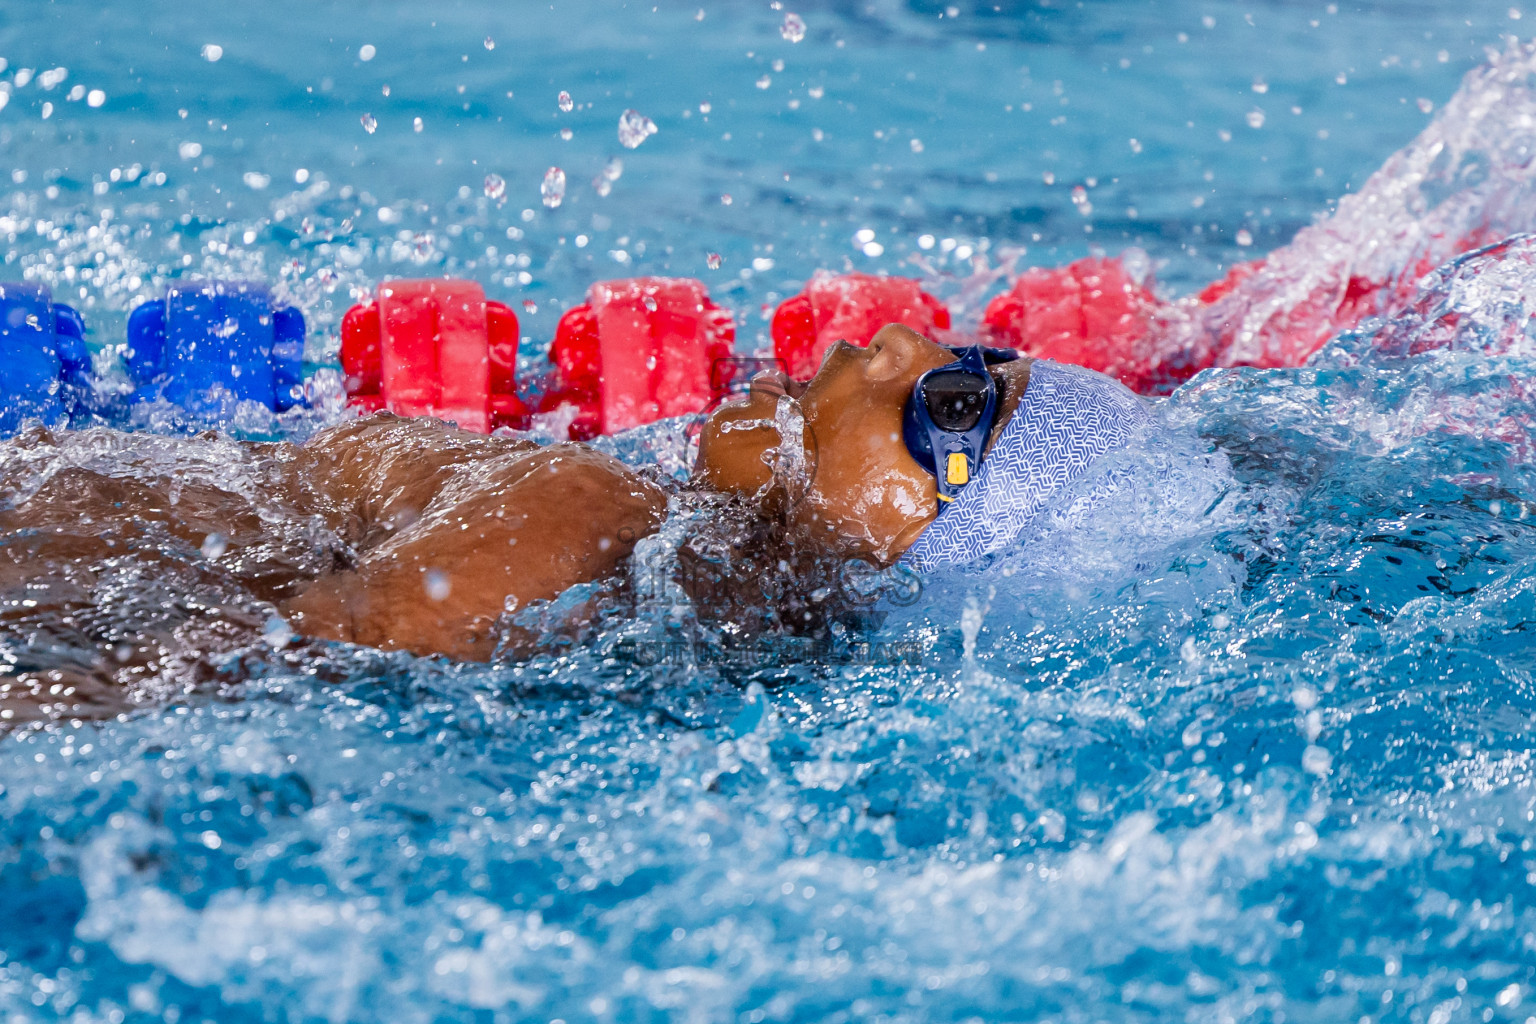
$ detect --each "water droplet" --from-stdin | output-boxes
[541,166,566,208]
[201,44,223,62]
[484,36,496,50]
[706,252,723,269]
[360,113,377,134]
[1071,185,1093,216]
[1417,97,1434,114]
[720,193,733,205]
[1246,109,1266,129]
[263,615,294,649]
[358,43,376,62]
[86,89,105,108]
[1042,170,1055,185]
[1251,79,1268,94]
[808,84,824,100]
[558,90,573,113]
[756,75,772,89]
[413,116,423,132]
[484,173,506,201]
[560,128,573,141]
[424,569,452,602]
[1129,137,1142,153]
[1235,228,1254,246]
[593,159,622,196]
[909,138,923,153]
[618,108,657,149]
[781,12,807,42]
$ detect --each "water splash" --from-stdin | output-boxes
[1146,38,1536,379]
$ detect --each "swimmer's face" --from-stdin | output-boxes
[694,324,955,563]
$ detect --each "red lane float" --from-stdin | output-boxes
[543,277,736,440]
[772,271,951,380]
[341,279,527,433]
[981,257,1161,391]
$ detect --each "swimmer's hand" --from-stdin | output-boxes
[280,415,665,660]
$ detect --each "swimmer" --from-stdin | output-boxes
[0,325,1147,720]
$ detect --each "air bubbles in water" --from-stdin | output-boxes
[199,533,227,559]
[358,44,376,62]
[484,36,495,50]
[560,128,573,141]
[360,113,377,134]
[1071,184,1092,216]
[558,90,573,113]
[522,299,538,314]
[483,173,505,201]
[706,252,723,269]
[781,12,807,42]
[541,166,566,208]
[1236,228,1254,246]
[1418,97,1435,113]
[1247,109,1266,129]
[201,44,223,62]
[618,109,657,148]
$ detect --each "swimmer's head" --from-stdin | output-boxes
[695,323,956,563]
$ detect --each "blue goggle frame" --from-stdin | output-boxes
[901,345,1019,507]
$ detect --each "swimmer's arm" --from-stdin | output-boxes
[279,444,665,660]
[295,413,539,545]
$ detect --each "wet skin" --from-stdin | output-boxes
[695,323,1032,564]
[276,416,668,660]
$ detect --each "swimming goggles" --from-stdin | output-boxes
[902,344,1019,507]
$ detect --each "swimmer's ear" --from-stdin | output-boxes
[864,324,929,382]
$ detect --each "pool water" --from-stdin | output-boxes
[7,1,1536,1021]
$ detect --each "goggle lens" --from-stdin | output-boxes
[921,371,990,432]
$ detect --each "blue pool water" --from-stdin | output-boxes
[7,1,1536,1021]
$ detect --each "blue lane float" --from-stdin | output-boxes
[125,281,305,413]
[0,282,90,434]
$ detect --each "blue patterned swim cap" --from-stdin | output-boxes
[901,360,1152,569]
